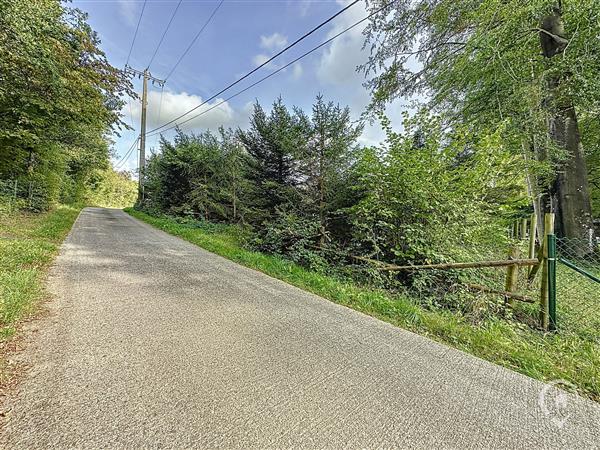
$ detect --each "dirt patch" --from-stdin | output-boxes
[0,300,52,425]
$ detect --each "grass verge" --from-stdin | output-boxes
[126,208,600,402]
[0,205,81,340]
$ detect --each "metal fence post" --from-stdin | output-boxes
[540,213,554,331]
[547,233,557,331]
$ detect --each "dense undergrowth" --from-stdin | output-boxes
[126,208,600,402]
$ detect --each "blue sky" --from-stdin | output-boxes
[72,0,403,172]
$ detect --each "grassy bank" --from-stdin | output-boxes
[126,208,600,402]
[0,205,81,340]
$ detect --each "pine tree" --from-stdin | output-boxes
[300,95,362,245]
[237,98,304,223]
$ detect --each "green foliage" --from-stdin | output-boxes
[0,204,81,340]
[253,210,327,271]
[362,0,599,232]
[350,112,527,265]
[84,169,137,208]
[0,0,133,209]
[143,95,363,266]
[144,128,248,221]
[362,0,600,131]
[580,114,600,217]
[127,208,600,402]
[141,96,530,313]
[238,98,304,222]
[297,94,363,245]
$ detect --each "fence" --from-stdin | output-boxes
[555,237,600,341]
[0,179,46,213]
[343,213,599,341]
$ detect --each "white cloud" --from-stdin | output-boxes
[291,63,303,80]
[252,53,284,71]
[260,32,288,51]
[314,1,410,148]
[317,0,368,86]
[115,89,253,168]
[118,0,139,26]
[128,90,238,132]
[252,33,288,70]
[252,54,271,67]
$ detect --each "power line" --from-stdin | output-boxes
[115,136,140,170]
[125,0,148,66]
[146,1,390,138]
[115,138,137,169]
[147,0,183,69]
[147,0,360,135]
[164,0,225,80]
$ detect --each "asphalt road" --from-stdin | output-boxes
[1,207,599,448]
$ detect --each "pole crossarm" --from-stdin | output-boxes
[124,65,166,87]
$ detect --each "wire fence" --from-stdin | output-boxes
[396,238,543,328]
[556,237,600,341]
[316,215,599,341]
[0,179,46,213]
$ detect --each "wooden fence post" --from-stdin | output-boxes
[528,213,537,260]
[505,245,520,308]
[540,213,555,330]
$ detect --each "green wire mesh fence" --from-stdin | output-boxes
[556,237,600,341]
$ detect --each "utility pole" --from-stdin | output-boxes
[124,65,165,203]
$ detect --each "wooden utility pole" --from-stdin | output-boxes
[124,65,165,202]
[139,69,148,198]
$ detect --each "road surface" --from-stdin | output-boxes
[1,207,599,448]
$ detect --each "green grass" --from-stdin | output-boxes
[126,208,600,402]
[0,204,81,340]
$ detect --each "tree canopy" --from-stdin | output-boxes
[0,0,133,209]
[362,0,599,243]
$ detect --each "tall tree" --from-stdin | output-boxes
[237,99,303,223]
[298,95,362,245]
[361,0,599,244]
[0,0,132,208]
[538,4,594,243]
[219,128,248,222]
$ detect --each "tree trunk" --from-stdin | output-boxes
[522,141,545,241]
[539,6,595,249]
[318,141,326,246]
[232,183,237,221]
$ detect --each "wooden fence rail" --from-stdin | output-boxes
[376,258,539,272]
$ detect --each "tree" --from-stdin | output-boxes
[298,95,362,245]
[349,112,526,266]
[0,0,133,208]
[361,0,599,244]
[219,128,249,222]
[85,169,137,208]
[237,99,304,223]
